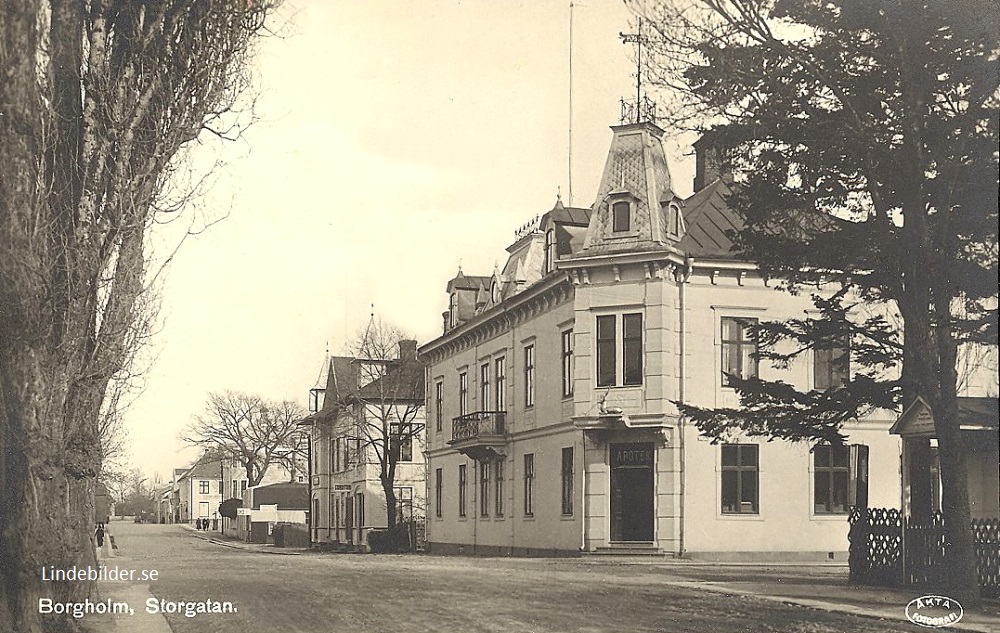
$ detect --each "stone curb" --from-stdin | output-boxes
[659,580,997,633]
[184,528,303,556]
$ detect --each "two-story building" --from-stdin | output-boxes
[220,457,305,535]
[419,118,905,560]
[301,340,426,551]
[174,455,223,526]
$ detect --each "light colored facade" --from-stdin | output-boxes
[302,341,427,551]
[220,457,303,534]
[174,456,223,525]
[420,120,903,559]
[235,482,309,543]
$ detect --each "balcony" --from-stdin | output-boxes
[448,411,507,461]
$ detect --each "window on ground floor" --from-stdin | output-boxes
[721,443,758,514]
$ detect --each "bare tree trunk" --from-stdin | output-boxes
[934,299,979,606]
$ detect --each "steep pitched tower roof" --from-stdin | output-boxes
[578,121,683,255]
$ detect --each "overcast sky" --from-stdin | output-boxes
[126,0,698,481]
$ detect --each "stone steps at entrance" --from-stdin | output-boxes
[588,544,671,557]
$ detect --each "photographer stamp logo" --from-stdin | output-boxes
[905,595,964,628]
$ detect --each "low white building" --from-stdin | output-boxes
[236,482,309,543]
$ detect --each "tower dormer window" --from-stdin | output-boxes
[449,293,458,327]
[612,201,631,233]
[544,228,556,274]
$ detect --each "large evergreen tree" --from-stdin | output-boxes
[0,2,271,631]
[634,0,998,603]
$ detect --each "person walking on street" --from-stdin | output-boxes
[95,523,105,548]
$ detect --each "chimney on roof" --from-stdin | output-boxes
[693,136,724,192]
[398,339,417,361]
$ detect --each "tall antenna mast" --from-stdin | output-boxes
[567,1,575,206]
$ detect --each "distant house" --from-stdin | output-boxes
[220,457,304,535]
[174,455,223,526]
[237,482,309,544]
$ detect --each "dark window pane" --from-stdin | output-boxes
[721,471,738,513]
[814,445,830,468]
[623,313,643,385]
[597,315,617,387]
[832,445,849,468]
[832,471,849,513]
[814,471,830,513]
[741,470,758,511]
[612,201,630,232]
[721,445,738,467]
[739,445,758,468]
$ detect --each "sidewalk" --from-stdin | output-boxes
[180,523,307,555]
[633,559,1000,633]
[84,533,172,633]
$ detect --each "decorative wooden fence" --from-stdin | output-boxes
[849,508,1000,597]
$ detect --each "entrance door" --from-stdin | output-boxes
[610,443,655,542]
[345,495,354,544]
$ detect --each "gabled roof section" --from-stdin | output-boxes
[890,395,1000,436]
[355,357,424,402]
[326,356,359,402]
[447,271,491,293]
[179,456,222,480]
[677,177,744,259]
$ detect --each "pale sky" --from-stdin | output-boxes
[125,0,697,481]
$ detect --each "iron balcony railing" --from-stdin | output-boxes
[451,411,506,443]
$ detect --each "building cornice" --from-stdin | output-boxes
[419,274,574,364]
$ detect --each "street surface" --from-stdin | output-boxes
[76,522,991,633]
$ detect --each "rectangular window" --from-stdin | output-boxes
[561,447,574,516]
[435,468,443,518]
[495,459,504,517]
[199,481,210,494]
[459,372,468,416]
[523,453,535,517]
[814,444,850,514]
[394,486,413,522]
[814,339,850,391]
[561,329,574,397]
[390,422,413,462]
[597,315,616,387]
[523,344,535,408]
[721,444,759,514]
[218,480,223,494]
[480,362,491,410]
[458,464,467,518]
[435,380,443,431]
[612,201,631,232]
[721,317,759,387]
[597,313,643,387]
[495,357,506,411]
[479,461,490,518]
[623,313,643,386]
